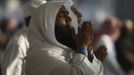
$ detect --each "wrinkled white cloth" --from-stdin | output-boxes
[1,26,29,75]
[22,0,47,17]
[1,1,48,75]
[96,34,126,75]
[30,0,47,8]
[26,1,104,75]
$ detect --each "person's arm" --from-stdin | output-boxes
[97,37,125,75]
[104,53,126,75]
[70,52,104,75]
[25,49,103,75]
[93,45,108,62]
[2,35,28,75]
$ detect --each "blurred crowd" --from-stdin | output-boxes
[0,0,134,75]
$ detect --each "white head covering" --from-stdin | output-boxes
[28,1,73,55]
[23,0,47,17]
[30,0,47,8]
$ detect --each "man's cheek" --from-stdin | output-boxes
[61,19,66,26]
[57,18,66,26]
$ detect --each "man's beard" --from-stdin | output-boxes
[55,26,76,50]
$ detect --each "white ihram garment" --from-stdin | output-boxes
[1,1,47,75]
[26,1,104,75]
[2,26,29,75]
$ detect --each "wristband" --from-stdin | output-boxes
[76,48,88,56]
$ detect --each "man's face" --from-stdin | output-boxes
[55,6,72,27]
[112,21,121,41]
[55,6,76,49]
[7,17,17,32]
[71,5,82,25]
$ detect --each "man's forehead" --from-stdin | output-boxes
[59,6,67,12]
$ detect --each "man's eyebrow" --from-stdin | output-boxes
[59,11,65,14]
[59,9,66,13]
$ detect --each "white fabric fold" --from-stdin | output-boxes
[26,1,104,75]
[2,26,29,75]
[23,0,47,17]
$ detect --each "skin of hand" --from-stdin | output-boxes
[70,5,108,62]
[75,21,94,49]
[125,51,134,62]
[67,20,107,62]
[94,45,108,62]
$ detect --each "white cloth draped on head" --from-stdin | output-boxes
[30,0,47,8]
[23,0,47,17]
[27,1,72,55]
